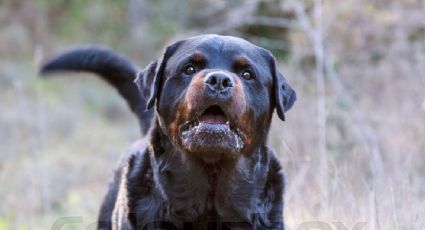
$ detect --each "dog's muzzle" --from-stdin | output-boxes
[204,71,235,102]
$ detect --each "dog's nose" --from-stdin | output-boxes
[204,72,234,93]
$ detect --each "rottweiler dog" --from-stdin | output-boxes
[41,34,296,230]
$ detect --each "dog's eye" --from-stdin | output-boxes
[241,70,253,80]
[183,65,196,75]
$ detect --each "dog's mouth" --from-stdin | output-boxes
[179,104,245,160]
[198,105,228,124]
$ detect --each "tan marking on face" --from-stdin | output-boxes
[238,113,254,148]
[169,103,189,139]
[226,77,255,150]
[184,72,206,112]
[229,76,247,116]
[168,72,206,139]
[192,51,206,63]
[234,55,249,68]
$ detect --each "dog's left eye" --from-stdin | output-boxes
[183,65,196,75]
[241,70,254,80]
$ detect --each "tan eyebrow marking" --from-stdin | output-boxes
[234,55,250,67]
[191,51,205,62]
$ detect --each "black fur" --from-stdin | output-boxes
[40,35,296,230]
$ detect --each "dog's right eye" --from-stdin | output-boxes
[183,65,196,75]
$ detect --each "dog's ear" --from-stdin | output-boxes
[134,61,158,110]
[134,41,183,110]
[266,51,296,121]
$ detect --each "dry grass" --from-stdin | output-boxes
[1,0,425,229]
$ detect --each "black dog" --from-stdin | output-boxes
[41,34,296,230]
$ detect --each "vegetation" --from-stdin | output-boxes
[0,0,424,229]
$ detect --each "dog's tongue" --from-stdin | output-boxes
[199,114,227,124]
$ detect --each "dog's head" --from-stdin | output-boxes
[136,35,296,162]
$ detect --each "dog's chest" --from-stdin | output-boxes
[128,152,262,228]
[162,165,257,226]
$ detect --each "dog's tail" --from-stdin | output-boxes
[40,46,153,135]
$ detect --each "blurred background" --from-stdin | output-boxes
[1,0,424,229]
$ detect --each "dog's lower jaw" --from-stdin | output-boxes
[184,122,249,161]
[158,120,244,164]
